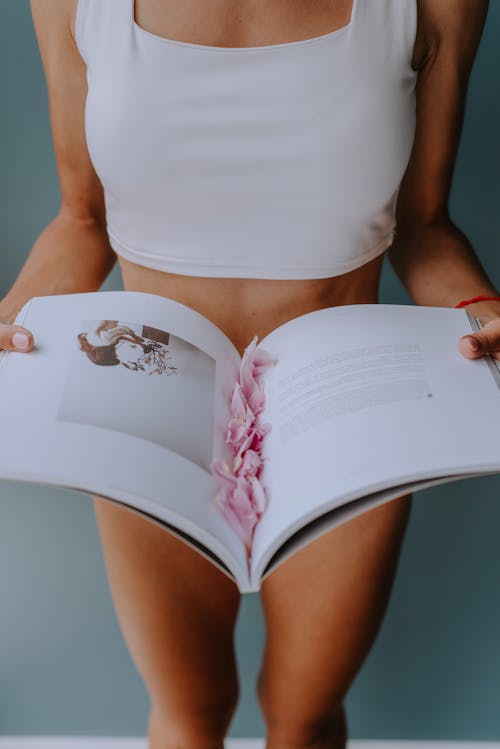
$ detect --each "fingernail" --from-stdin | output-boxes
[12,332,30,350]
[465,336,480,352]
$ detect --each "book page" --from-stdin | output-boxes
[251,304,500,568]
[0,291,248,581]
[251,472,484,586]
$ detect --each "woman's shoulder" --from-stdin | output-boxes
[30,0,80,55]
[415,0,489,64]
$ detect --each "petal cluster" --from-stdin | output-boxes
[210,336,277,555]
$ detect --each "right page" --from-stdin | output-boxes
[250,304,500,570]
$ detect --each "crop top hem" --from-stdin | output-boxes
[108,229,393,280]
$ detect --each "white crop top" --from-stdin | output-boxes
[75,0,418,279]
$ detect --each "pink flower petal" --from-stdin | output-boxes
[232,421,271,469]
[210,338,277,548]
[237,448,261,477]
[253,347,277,377]
[256,420,272,437]
[247,422,272,454]
[226,418,250,446]
[229,382,249,421]
[240,336,259,400]
[247,382,266,416]
[233,429,259,470]
[215,488,252,541]
[210,459,238,489]
[248,475,268,515]
[226,383,256,444]
[223,481,259,545]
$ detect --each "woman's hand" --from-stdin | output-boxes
[0,313,35,353]
[458,306,500,362]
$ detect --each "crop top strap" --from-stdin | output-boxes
[75,0,131,66]
[352,0,418,70]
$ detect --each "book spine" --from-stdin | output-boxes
[210,336,277,558]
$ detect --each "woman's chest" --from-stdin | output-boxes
[77,0,418,280]
[85,33,414,221]
[132,0,354,48]
[82,0,417,204]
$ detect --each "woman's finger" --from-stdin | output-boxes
[0,319,35,352]
[458,317,500,359]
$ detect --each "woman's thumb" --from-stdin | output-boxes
[0,317,34,352]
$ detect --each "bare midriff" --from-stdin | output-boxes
[118,0,388,355]
[118,254,384,355]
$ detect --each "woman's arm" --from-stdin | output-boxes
[0,0,116,326]
[387,0,500,356]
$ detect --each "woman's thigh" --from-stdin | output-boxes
[257,493,413,744]
[91,495,241,738]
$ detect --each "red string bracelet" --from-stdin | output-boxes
[454,295,500,308]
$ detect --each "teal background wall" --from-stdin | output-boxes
[1,0,499,741]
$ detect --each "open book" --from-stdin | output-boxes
[0,290,499,593]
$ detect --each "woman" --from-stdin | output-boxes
[78,320,174,373]
[78,320,144,366]
[1,1,499,746]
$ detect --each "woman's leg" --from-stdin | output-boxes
[92,495,241,749]
[257,493,413,749]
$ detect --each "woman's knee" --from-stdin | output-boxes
[257,683,347,749]
[148,688,240,749]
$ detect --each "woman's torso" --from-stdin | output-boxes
[74,0,424,355]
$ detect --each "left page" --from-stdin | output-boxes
[0,290,250,587]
